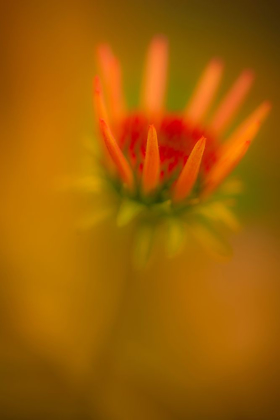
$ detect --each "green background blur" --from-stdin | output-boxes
[1,1,280,419]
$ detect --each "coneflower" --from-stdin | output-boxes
[79,36,270,267]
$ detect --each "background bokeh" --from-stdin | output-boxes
[1,1,280,419]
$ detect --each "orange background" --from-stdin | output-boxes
[0,1,280,419]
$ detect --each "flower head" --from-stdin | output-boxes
[83,36,270,266]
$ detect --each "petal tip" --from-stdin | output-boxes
[152,34,168,45]
[243,68,255,79]
[211,57,224,68]
[264,100,272,111]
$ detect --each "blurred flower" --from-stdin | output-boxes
[76,36,270,267]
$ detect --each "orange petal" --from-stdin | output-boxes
[173,137,206,203]
[93,76,115,168]
[141,36,169,117]
[142,125,160,195]
[209,69,255,135]
[203,121,259,198]
[100,120,134,190]
[96,45,126,123]
[96,44,114,86]
[109,56,126,122]
[185,59,224,125]
[218,100,271,157]
[93,76,109,123]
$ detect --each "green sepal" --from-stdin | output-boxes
[132,222,155,269]
[117,199,144,227]
[165,217,186,258]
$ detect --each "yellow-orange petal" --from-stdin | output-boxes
[185,59,224,125]
[218,100,271,157]
[142,125,160,195]
[93,76,109,123]
[173,137,206,203]
[100,119,134,190]
[202,121,259,198]
[141,36,168,117]
[209,69,255,135]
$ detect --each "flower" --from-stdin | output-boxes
[81,36,270,267]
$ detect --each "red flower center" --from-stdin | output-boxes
[118,113,217,183]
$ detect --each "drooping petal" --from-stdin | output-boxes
[203,121,259,198]
[173,137,206,203]
[142,125,160,194]
[185,59,224,125]
[209,69,255,135]
[141,36,169,117]
[100,119,134,191]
